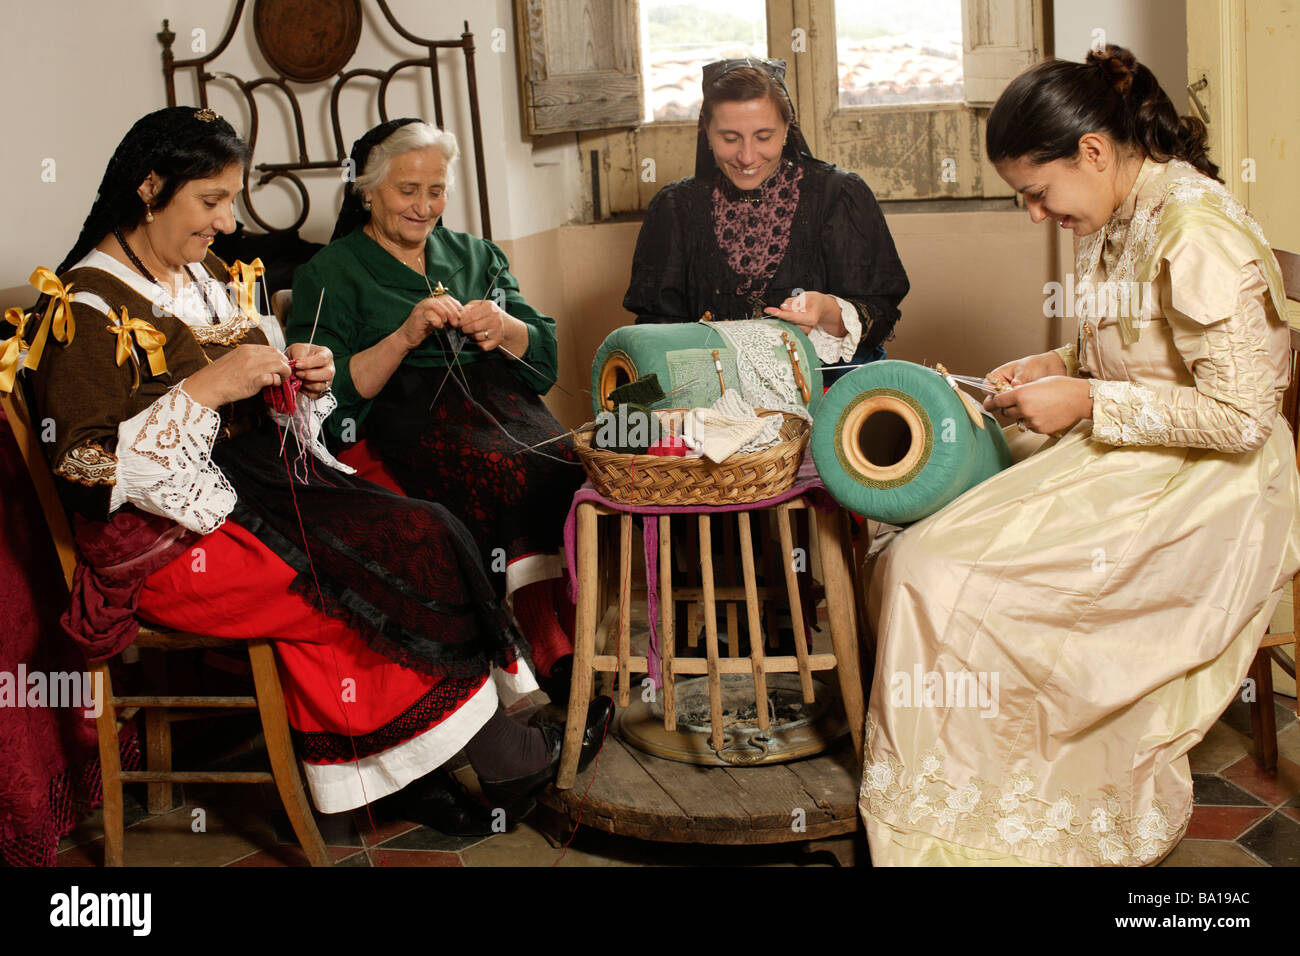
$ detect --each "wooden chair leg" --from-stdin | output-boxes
[815,507,866,763]
[699,514,725,753]
[142,650,174,814]
[1249,650,1279,773]
[145,708,174,814]
[737,511,771,732]
[93,662,125,867]
[659,515,677,731]
[247,640,330,867]
[559,502,599,789]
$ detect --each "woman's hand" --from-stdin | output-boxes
[286,342,335,399]
[182,344,293,408]
[764,291,845,337]
[397,295,463,350]
[459,299,530,356]
[987,351,1068,388]
[983,376,1093,435]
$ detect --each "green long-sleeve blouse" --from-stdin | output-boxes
[288,225,559,439]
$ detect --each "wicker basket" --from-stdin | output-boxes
[573,409,810,505]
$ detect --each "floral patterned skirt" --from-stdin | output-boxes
[361,358,585,597]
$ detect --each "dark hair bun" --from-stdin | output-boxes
[987,43,1221,183]
[1085,44,1138,98]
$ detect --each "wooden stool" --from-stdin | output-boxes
[557,494,866,789]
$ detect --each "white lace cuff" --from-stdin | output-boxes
[271,389,356,475]
[1088,379,1171,446]
[108,383,236,534]
[807,295,863,364]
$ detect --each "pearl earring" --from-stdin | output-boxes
[145,203,154,223]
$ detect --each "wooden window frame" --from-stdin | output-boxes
[582,0,1043,215]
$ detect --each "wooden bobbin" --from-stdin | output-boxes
[838,393,926,483]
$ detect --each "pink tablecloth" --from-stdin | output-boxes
[562,458,835,686]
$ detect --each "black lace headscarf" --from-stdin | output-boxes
[694,57,815,179]
[55,107,251,276]
[330,117,423,242]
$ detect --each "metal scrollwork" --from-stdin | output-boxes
[157,0,491,237]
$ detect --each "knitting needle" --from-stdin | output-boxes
[281,288,325,456]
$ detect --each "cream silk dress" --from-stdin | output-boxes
[859,158,1300,866]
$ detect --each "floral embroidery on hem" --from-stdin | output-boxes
[859,715,1181,865]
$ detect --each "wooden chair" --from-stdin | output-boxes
[0,382,329,866]
[1250,248,1300,771]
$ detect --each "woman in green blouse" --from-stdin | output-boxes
[289,119,583,697]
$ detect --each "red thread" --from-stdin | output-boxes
[278,430,385,863]
[263,360,302,413]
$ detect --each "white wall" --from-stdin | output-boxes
[0,0,582,291]
[1052,0,1187,94]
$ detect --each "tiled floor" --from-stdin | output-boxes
[56,687,1300,867]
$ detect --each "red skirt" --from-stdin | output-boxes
[136,518,535,813]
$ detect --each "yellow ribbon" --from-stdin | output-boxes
[229,258,265,317]
[105,307,168,392]
[26,266,76,372]
[0,308,30,394]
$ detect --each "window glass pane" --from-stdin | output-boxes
[640,0,767,123]
[836,0,964,107]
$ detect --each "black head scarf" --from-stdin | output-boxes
[694,57,815,179]
[331,117,423,242]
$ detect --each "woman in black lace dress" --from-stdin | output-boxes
[623,57,910,383]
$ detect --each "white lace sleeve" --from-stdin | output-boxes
[108,384,236,534]
[807,295,863,364]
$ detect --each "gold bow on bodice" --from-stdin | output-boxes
[26,266,76,372]
[229,258,265,317]
[0,308,30,394]
[105,307,168,392]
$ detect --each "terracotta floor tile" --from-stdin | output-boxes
[1280,807,1300,825]
[225,844,358,867]
[353,814,419,848]
[1184,805,1271,840]
[1236,811,1300,866]
[1221,755,1300,806]
[337,851,371,866]
[1160,839,1265,867]
[1192,773,1266,807]
[366,848,463,867]
[1189,721,1252,775]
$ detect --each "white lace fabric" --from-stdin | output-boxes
[711,319,813,421]
[805,295,862,364]
[108,384,236,534]
[69,250,351,522]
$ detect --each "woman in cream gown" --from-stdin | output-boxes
[860,46,1300,866]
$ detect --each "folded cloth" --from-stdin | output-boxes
[683,391,785,463]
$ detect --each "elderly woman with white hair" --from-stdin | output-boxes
[288,119,585,702]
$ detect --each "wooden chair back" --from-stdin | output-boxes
[0,381,77,592]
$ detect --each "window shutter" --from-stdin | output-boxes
[514,0,643,135]
[961,0,1043,106]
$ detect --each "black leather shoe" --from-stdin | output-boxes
[538,654,573,705]
[479,695,615,821]
[576,694,614,773]
[384,768,496,837]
